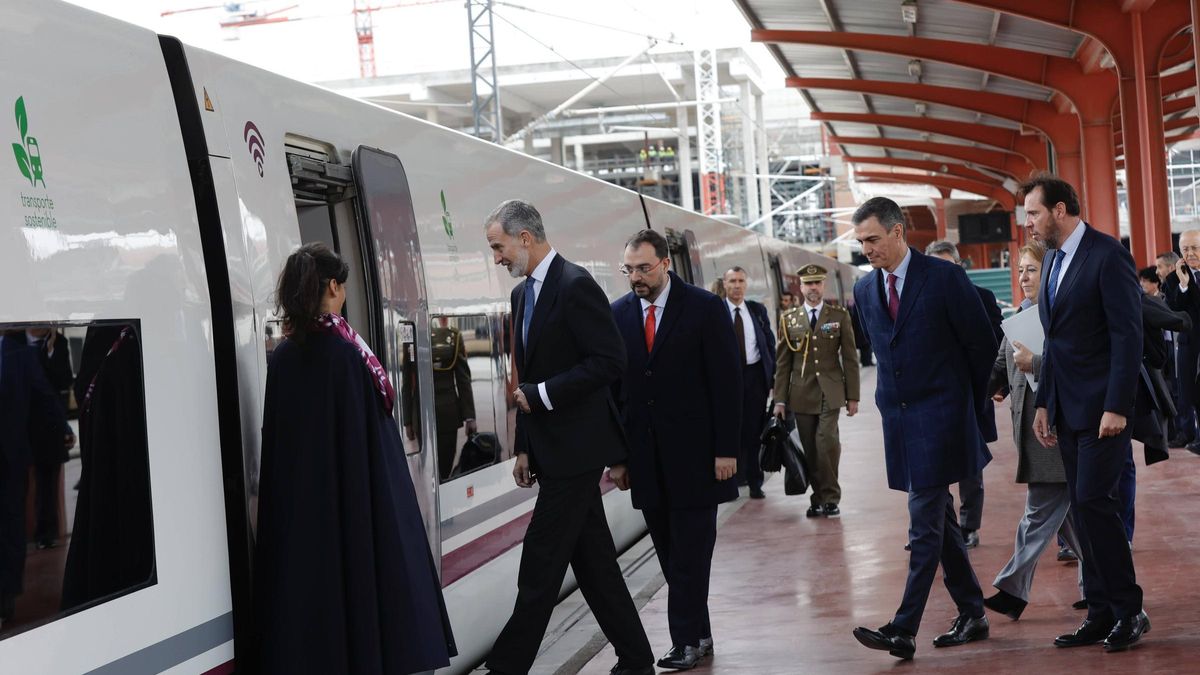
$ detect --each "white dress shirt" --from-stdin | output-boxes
[882,247,913,299]
[639,276,671,335]
[1050,219,1086,296]
[527,249,558,410]
[726,298,761,364]
[803,301,824,329]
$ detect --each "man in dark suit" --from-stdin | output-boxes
[25,328,74,549]
[849,198,997,660]
[925,241,1002,549]
[0,333,71,630]
[722,266,776,499]
[482,200,654,675]
[1026,175,1149,651]
[1162,230,1200,455]
[610,229,742,670]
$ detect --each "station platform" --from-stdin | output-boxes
[525,367,1200,674]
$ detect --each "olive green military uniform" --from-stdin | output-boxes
[774,266,860,508]
[431,325,475,481]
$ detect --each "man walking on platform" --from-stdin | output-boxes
[1025,176,1149,651]
[925,240,1002,550]
[482,200,654,675]
[722,267,775,499]
[1162,232,1200,455]
[611,229,742,670]
[848,197,997,660]
[773,264,859,518]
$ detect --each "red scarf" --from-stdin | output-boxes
[314,313,396,413]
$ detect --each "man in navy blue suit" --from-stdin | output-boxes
[1025,175,1149,651]
[849,198,998,660]
[611,229,742,670]
[722,266,775,499]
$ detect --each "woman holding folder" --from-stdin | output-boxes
[981,240,1086,621]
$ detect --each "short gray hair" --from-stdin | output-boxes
[1157,250,1181,265]
[484,199,546,242]
[925,239,961,263]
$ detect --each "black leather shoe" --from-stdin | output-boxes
[1057,546,1078,562]
[749,488,766,499]
[806,505,822,518]
[1103,611,1150,652]
[656,645,701,670]
[983,589,1027,621]
[1167,434,1191,448]
[697,636,714,657]
[963,529,980,549]
[1072,599,1088,611]
[1187,440,1200,455]
[903,542,912,551]
[932,613,989,647]
[610,666,654,675]
[822,503,841,517]
[1054,617,1116,647]
[852,623,916,660]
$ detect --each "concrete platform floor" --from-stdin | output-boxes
[576,366,1200,674]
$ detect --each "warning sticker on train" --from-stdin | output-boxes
[12,96,56,230]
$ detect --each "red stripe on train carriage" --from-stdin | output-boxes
[202,660,235,675]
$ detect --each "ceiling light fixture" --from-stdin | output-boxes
[914,102,927,115]
[901,0,918,24]
[907,59,923,78]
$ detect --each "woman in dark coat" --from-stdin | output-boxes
[255,243,456,674]
[983,240,1084,620]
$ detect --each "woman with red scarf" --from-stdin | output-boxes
[255,243,455,674]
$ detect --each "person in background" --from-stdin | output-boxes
[849,197,997,660]
[925,240,1001,550]
[429,317,476,481]
[723,266,776,499]
[255,243,456,674]
[983,240,1086,621]
[710,278,725,300]
[26,327,74,550]
[1161,237,1200,454]
[1153,252,1189,448]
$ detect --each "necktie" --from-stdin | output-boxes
[1046,249,1066,309]
[809,308,818,331]
[644,305,657,353]
[733,307,747,363]
[522,276,536,348]
[886,273,900,321]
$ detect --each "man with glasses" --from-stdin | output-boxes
[723,266,776,499]
[1163,230,1200,456]
[611,229,742,670]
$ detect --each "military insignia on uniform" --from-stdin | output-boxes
[820,322,840,337]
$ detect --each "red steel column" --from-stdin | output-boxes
[1194,0,1200,116]
[1120,11,1172,264]
[934,198,948,239]
[1080,118,1121,240]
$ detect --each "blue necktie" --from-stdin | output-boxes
[522,276,536,348]
[1046,248,1066,309]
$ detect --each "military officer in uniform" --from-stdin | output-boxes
[431,318,476,481]
[773,264,861,517]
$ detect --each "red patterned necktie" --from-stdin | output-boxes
[887,273,900,321]
[645,305,657,353]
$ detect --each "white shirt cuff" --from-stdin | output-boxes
[538,382,553,411]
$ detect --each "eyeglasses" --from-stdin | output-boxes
[619,260,665,276]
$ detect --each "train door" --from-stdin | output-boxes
[665,228,704,286]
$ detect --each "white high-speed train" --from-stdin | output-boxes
[0,2,862,672]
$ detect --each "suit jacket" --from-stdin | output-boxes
[733,299,776,386]
[774,303,860,413]
[852,249,997,492]
[973,285,1001,443]
[0,337,66,469]
[989,332,1062,484]
[1161,271,1200,397]
[611,273,742,509]
[512,254,629,478]
[1035,224,1142,431]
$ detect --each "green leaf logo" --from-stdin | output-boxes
[12,96,44,187]
[440,189,454,238]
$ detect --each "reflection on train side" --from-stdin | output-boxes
[411,313,519,484]
[0,322,155,640]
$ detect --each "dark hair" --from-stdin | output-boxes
[484,199,546,242]
[275,242,349,343]
[625,229,669,259]
[852,197,907,236]
[1019,174,1081,216]
[1139,266,1161,287]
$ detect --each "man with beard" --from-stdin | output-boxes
[773,264,859,518]
[483,200,653,675]
[609,229,741,670]
[849,197,997,660]
[1024,175,1148,651]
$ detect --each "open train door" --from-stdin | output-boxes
[350,146,441,559]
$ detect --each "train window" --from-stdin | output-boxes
[0,322,155,641]
[664,229,694,283]
[423,314,505,483]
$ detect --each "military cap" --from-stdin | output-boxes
[798,264,827,283]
